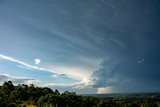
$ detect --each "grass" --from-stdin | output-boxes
[26,105,37,107]
[19,104,37,107]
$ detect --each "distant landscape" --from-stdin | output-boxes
[0,81,160,107]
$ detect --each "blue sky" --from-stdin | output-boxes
[0,0,160,94]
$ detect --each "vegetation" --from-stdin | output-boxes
[0,81,160,107]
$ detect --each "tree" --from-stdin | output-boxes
[2,81,14,96]
[41,87,53,95]
[54,89,60,95]
[0,91,6,104]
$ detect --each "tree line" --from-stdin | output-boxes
[0,81,160,107]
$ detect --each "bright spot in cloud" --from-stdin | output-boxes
[35,58,41,65]
[138,58,145,64]
[97,87,112,94]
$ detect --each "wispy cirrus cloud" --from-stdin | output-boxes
[0,54,80,84]
[0,54,81,87]
[0,54,61,76]
[0,54,45,71]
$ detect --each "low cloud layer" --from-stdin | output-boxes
[0,74,40,85]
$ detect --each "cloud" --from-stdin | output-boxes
[42,82,96,94]
[89,59,119,88]
[51,66,92,81]
[138,58,145,63]
[0,54,45,71]
[0,74,40,85]
[41,58,124,93]
[35,58,41,65]
[0,54,101,82]
[47,56,102,81]
[97,87,112,94]
[0,0,159,94]
[0,54,103,91]
[82,58,131,93]
[0,54,101,89]
[0,54,66,78]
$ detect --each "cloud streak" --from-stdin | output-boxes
[0,54,44,71]
[0,54,67,78]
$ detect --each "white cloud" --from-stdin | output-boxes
[0,54,43,71]
[43,82,113,94]
[97,87,112,94]
[48,56,102,81]
[0,54,55,74]
[0,74,41,85]
[35,58,41,65]
[42,80,93,90]
[138,58,145,63]
[51,66,91,81]
[0,54,101,82]
[43,83,74,88]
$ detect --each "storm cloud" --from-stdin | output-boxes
[0,0,160,93]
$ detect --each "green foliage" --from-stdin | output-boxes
[0,91,5,103]
[0,81,160,107]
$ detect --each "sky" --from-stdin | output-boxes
[0,0,160,94]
